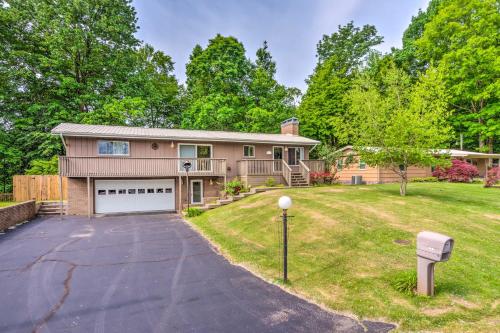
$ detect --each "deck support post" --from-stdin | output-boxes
[87,176,91,219]
[59,175,63,220]
[178,176,182,212]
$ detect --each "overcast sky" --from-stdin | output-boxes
[133,0,430,92]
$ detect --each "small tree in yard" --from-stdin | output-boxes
[349,66,452,196]
[484,167,500,187]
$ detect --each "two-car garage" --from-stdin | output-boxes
[95,179,175,214]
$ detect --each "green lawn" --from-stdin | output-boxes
[187,183,500,332]
[0,201,16,208]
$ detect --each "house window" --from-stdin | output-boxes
[178,144,212,171]
[493,159,499,167]
[359,159,366,170]
[118,189,126,194]
[337,159,343,171]
[98,140,129,155]
[147,188,154,194]
[108,190,116,195]
[243,145,255,158]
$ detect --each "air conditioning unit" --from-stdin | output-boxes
[351,175,363,185]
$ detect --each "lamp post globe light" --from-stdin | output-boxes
[278,196,292,282]
[278,196,292,210]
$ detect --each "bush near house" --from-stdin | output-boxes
[185,207,203,217]
[432,159,479,182]
[310,171,334,185]
[484,167,500,187]
[264,177,276,187]
[410,176,438,182]
[224,179,244,196]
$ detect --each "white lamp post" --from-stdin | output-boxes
[278,196,292,281]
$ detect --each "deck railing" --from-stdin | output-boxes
[298,160,311,186]
[282,160,292,186]
[236,159,283,176]
[59,156,227,177]
[301,159,326,173]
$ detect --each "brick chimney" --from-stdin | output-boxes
[280,117,299,135]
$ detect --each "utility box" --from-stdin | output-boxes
[416,231,454,296]
[351,175,363,185]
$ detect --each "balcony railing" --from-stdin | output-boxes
[59,156,227,178]
[236,159,283,176]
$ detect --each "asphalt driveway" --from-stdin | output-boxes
[0,214,395,333]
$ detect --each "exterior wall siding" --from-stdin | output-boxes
[64,137,310,180]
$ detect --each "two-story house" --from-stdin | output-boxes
[52,118,323,216]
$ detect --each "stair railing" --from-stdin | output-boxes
[299,160,311,186]
[282,160,292,186]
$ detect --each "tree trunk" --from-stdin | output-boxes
[399,172,408,196]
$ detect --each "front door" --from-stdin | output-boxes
[287,147,304,165]
[273,146,283,171]
[191,180,203,204]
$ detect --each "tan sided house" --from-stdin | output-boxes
[52,118,324,216]
[335,145,500,184]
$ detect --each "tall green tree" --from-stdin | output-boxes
[183,36,299,132]
[182,35,252,131]
[392,0,443,77]
[246,41,300,133]
[0,0,140,176]
[297,22,383,146]
[415,0,500,152]
[349,66,452,196]
[125,44,185,128]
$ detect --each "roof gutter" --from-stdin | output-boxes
[50,132,320,146]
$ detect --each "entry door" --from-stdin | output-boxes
[95,179,175,214]
[273,147,283,171]
[191,180,203,204]
[288,147,304,165]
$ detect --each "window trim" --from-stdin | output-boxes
[359,159,367,170]
[243,145,255,158]
[177,143,213,159]
[97,140,130,156]
[190,179,204,204]
[337,159,343,171]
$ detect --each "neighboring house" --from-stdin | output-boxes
[335,146,500,184]
[52,118,323,216]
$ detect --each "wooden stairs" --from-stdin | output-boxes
[38,201,67,216]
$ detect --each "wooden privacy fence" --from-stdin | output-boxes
[13,175,68,202]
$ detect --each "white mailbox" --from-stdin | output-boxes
[416,231,454,296]
[417,231,454,262]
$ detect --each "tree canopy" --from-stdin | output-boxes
[297,22,383,146]
[348,66,452,195]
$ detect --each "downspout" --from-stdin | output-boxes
[59,134,68,154]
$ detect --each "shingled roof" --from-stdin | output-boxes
[51,123,320,145]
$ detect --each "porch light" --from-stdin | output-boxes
[171,141,175,148]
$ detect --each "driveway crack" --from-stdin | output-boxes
[32,262,76,333]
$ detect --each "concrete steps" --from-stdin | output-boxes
[38,201,67,216]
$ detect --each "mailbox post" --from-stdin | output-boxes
[416,231,454,296]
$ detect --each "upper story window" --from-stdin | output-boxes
[243,145,255,158]
[98,140,129,156]
[359,159,366,170]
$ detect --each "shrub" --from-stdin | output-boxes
[265,177,276,187]
[432,159,479,182]
[310,172,335,185]
[392,270,417,295]
[485,167,500,187]
[186,207,203,217]
[225,179,243,196]
[410,176,438,183]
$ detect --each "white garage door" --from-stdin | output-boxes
[95,179,175,214]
